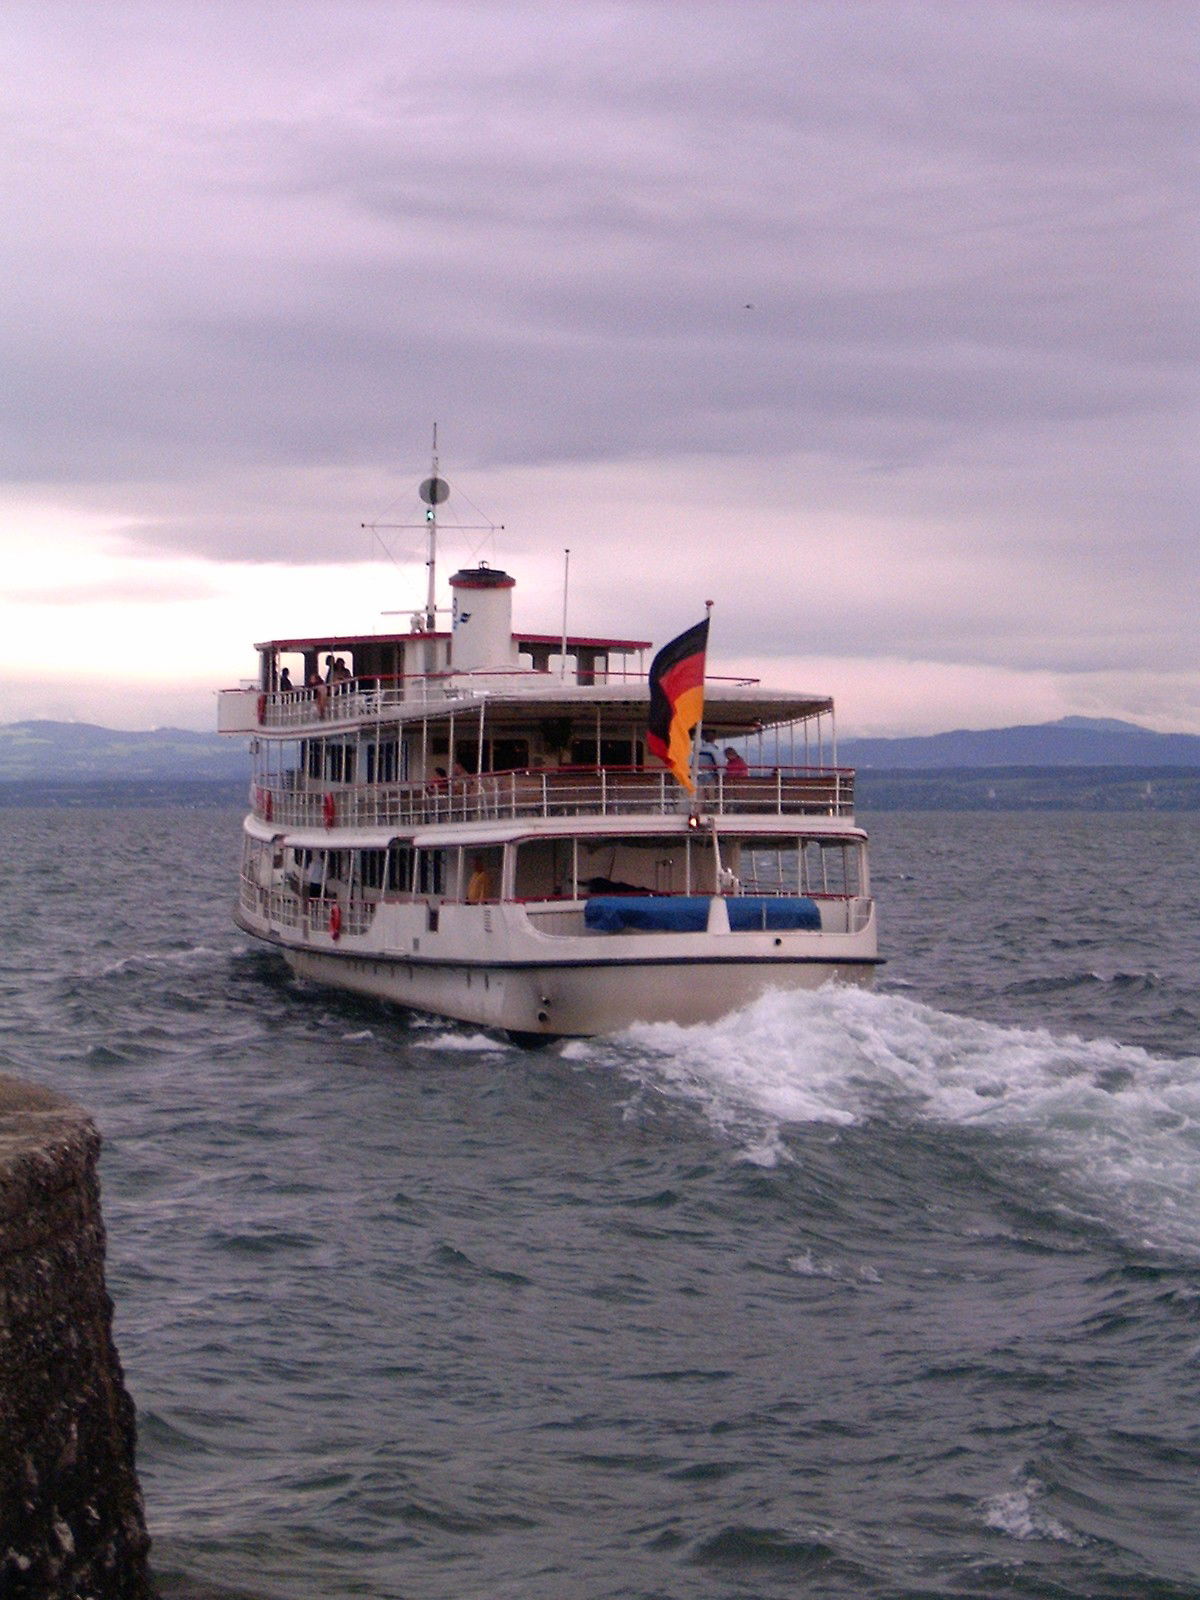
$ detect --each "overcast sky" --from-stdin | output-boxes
[2,1,1196,734]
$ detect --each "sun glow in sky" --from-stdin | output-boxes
[2,3,1196,735]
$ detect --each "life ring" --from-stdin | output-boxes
[329,902,342,941]
[322,792,336,829]
[256,692,267,724]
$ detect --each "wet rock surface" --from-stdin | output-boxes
[0,1075,154,1599]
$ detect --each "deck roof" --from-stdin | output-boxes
[255,629,651,654]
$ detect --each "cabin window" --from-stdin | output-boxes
[323,744,355,784]
[513,837,578,900]
[568,738,638,768]
[364,739,401,784]
[386,842,413,893]
[737,837,863,897]
[574,835,689,895]
[358,849,386,891]
[458,847,502,904]
[417,849,446,897]
[489,738,529,773]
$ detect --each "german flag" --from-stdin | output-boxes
[647,617,709,791]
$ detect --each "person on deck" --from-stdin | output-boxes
[724,748,749,777]
[466,856,493,904]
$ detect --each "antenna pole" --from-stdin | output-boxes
[560,547,571,680]
[425,422,439,630]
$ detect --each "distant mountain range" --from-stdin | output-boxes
[840,716,1200,769]
[1,715,1199,787]
[0,720,250,782]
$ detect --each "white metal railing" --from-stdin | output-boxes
[239,876,377,937]
[248,764,856,830]
[221,668,767,735]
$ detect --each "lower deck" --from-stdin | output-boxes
[236,815,878,1037]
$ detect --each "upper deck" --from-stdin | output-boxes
[219,554,851,827]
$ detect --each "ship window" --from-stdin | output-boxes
[576,835,689,895]
[737,838,862,897]
[358,849,386,891]
[324,744,355,783]
[513,837,577,899]
[489,738,529,773]
[569,738,636,769]
[386,842,413,893]
[417,848,446,896]
[364,740,400,784]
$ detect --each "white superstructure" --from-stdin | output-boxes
[219,471,879,1043]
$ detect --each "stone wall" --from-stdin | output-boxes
[0,1075,154,1598]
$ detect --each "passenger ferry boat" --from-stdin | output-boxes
[218,466,879,1043]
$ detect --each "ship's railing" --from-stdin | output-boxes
[239,875,376,938]
[249,763,855,829]
[219,667,765,734]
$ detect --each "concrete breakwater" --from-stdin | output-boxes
[0,1074,154,1598]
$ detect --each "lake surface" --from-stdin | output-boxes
[3,807,1199,1599]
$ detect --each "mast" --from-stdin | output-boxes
[419,422,448,632]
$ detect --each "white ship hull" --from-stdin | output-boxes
[236,889,878,1041]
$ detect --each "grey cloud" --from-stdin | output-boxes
[1,1,1196,695]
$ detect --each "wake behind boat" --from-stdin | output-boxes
[218,456,879,1041]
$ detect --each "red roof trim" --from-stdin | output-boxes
[256,632,451,651]
[256,630,649,653]
[515,633,651,652]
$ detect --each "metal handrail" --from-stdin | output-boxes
[221,666,775,733]
[248,764,856,830]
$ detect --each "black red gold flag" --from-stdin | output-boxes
[647,617,709,792]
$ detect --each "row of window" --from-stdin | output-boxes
[247,833,865,904]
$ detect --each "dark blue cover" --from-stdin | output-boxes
[584,896,711,933]
[583,895,822,934]
[726,896,821,931]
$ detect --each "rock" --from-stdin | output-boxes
[0,1075,154,1598]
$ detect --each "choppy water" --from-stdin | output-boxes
[3,807,1200,1599]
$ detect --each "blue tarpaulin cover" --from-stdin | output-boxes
[583,896,822,934]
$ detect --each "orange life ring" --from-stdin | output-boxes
[329,902,342,941]
[323,792,336,829]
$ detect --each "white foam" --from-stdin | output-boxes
[982,1477,1085,1547]
[95,945,226,979]
[574,985,1200,1257]
[412,1031,504,1053]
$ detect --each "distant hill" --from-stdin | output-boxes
[0,721,250,783]
[840,716,1200,769]
[5,713,1200,791]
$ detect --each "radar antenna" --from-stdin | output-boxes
[363,426,501,629]
[418,423,450,631]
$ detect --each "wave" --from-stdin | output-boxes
[565,986,1200,1257]
[93,944,229,979]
